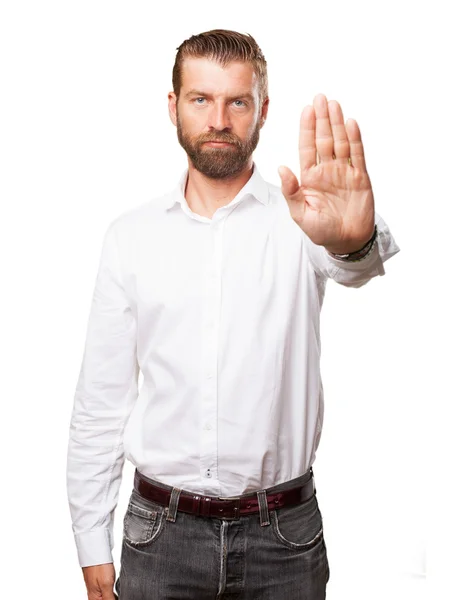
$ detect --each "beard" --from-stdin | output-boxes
[176,111,261,180]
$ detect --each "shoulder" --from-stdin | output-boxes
[107,192,171,241]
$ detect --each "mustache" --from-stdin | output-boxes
[198,135,239,145]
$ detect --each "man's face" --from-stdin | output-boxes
[169,57,268,180]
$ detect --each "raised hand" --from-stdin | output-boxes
[278,93,375,255]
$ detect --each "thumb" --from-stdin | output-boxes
[278,166,300,202]
[99,580,117,600]
[100,587,117,600]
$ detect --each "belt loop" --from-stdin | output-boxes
[256,489,270,527]
[166,487,182,522]
[310,466,316,493]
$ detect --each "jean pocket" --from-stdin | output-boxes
[271,492,324,550]
[123,490,168,548]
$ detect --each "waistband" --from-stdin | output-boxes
[132,467,315,521]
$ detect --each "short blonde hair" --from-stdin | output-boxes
[172,29,268,106]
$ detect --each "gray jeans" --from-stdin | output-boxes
[115,467,330,599]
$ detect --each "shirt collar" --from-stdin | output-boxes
[164,161,270,211]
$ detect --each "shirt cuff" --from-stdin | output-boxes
[74,528,114,568]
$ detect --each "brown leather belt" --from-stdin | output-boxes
[134,469,315,520]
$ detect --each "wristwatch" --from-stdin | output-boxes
[329,225,378,262]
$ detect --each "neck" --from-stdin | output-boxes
[184,160,254,218]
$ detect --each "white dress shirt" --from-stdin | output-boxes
[67,161,400,567]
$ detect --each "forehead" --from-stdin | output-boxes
[180,57,258,96]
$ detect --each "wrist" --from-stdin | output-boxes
[326,225,378,261]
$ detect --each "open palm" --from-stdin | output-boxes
[279,94,375,255]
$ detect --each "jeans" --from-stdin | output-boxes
[115,467,330,599]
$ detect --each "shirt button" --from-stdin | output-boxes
[205,469,212,478]
[204,423,212,430]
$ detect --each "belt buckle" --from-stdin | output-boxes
[218,495,241,520]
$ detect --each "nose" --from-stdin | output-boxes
[207,101,232,132]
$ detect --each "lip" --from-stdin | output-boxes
[203,141,234,147]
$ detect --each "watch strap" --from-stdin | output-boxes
[329,225,378,262]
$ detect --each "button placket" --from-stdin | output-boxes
[199,222,222,492]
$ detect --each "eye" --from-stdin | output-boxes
[233,100,246,107]
[194,97,206,104]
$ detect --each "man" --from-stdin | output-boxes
[67,29,400,599]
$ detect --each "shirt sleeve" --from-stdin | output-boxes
[66,219,139,568]
[301,211,400,287]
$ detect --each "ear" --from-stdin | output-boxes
[168,92,177,127]
[260,96,269,129]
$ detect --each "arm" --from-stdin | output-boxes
[66,219,139,568]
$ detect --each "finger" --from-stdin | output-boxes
[278,165,305,223]
[299,104,317,172]
[100,587,116,600]
[278,166,301,201]
[345,118,367,171]
[99,580,116,600]
[327,100,350,165]
[313,94,334,163]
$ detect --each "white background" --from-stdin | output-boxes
[1,1,466,598]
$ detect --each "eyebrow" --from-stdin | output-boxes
[184,89,255,103]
